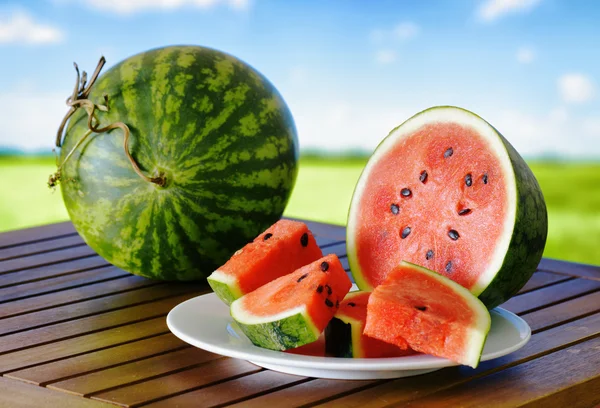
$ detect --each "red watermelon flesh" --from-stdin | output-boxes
[347,106,548,309]
[208,219,323,305]
[364,261,491,368]
[285,334,326,357]
[327,291,417,358]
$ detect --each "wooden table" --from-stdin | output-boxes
[0,220,598,407]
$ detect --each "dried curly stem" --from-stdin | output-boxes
[51,57,165,188]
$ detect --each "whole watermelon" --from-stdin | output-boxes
[58,45,298,281]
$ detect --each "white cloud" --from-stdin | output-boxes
[393,22,420,40]
[82,0,250,14]
[516,46,535,64]
[478,0,542,22]
[0,11,64,45]
[558,73,596,104]
[483,107,600,158]
[375,49,397,64]
[0,88,66,151]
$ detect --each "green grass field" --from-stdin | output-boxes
[1,156,599,266]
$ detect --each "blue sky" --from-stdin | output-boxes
[0,0,599,158]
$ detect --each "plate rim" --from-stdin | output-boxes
[167,292,531,371]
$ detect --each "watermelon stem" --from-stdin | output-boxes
[51,57,167,189]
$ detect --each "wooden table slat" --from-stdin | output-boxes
[0,292,201,355]
[0,244,97,274]
[501,277,600,315]
[0,222,75,249]
[521,289,600,333]
[6,333,188,386]
[0,266,128,303]
[0,377,111,408]
[517,271,573,294]
[91,358,262,407]
[0,283,203,336]
[0,274,160,319]
[0,316,169,374]
[0,234,84,262]
[48,348,221,397]
[0,255,108,288]
[143,370,308,408]
[538,257,600,281]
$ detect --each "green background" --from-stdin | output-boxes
[1,155,598,266]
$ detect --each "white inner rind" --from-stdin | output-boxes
[230,301,309,326]
[347,106,517,296]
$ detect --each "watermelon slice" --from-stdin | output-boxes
[364,261,491,368]
[230,254,352,351]
[208,220,323,305]
[347,106,548,308]
[326,291,416,358]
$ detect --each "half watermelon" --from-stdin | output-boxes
[230,254,352,351]
[347,106,548,308]
[364,261,491,368]
[208,219,323,305]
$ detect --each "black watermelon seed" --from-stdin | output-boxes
[415,306,427,311]
[348,302,356,307]
[325,284,332,295]
[300,233,309,247]
[419,170,428,183]
[325,298,334,307]
[320,262,329,272]
[426,249,434,260]
[336,300,340,308]
[446,261,453,272]
[482,173,488,184]
[458,208,472,216]
[296,273,308,283]
[401,226,411,239]
[390,203,399,215]
[263,233,273,241]
[444,147,453,158]
[401,188,412,197]
[465,173,472,187]
[316,285,324,294]
[448,230,460,240]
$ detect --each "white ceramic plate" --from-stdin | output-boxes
[167,291,531,380]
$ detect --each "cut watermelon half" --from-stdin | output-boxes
[284,334,326,357]
[230,254,352,351]
[347,106,548,308]
[364,261,491,368]
[326,291,417,358]
[208,219,323,305]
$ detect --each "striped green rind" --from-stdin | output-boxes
[59,46,298,280]
[206,276,240,306]
[478,131,548,308]
[231,308,319,351]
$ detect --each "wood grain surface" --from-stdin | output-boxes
[0,221,598,407]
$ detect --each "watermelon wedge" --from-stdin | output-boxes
[364,261,491,368]
[208,220,323,305]
[347,106,548,308]
[230,254,352,351]
[326,291,416,358]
